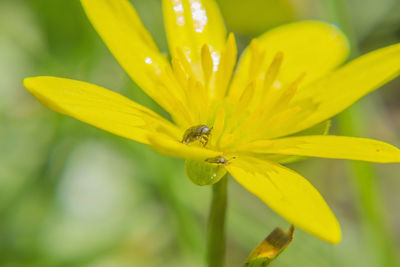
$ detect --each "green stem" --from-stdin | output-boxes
[206,175,228,267]
[327,0,398,266]
[338,104,398,267]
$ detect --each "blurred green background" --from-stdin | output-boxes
[1,0,399,266]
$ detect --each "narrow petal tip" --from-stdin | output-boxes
[321,217,342,245]
[23,76,36,91]
[23,76,49,94]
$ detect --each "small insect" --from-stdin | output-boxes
[181,125,213,146]
[205,156,235,165]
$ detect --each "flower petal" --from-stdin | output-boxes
[148,135,221,160]
[24,76,181,144]
[290,120,331,137]
[229,21,349,102]
[240,135,400,163]
[251,121,332,164]
[162,0,227,79]
[226,156,341,244]
[80,0,188,125]
[270,43,400,137]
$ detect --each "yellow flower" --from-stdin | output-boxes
[23,0,400,244]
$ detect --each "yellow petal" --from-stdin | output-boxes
[23,76,181,144]
[240,135,400,163]
[274,43,400,137]
[148,135,221,160]
[229,21,349,102]
[291,120,331,137]
[251,121,332,164]
[162,0,227,79]
[80,0,188,125]
[226,156,341,244]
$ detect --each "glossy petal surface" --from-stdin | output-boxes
[163,0,226,79]
[226,156,341,244]
[24,76,180,144]
[81,0,187,124]
[242,136,400,163]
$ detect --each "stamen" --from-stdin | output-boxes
[201,44,213,87]
[249,78,311,141]
[232,68,307,143]
[263,99,320,139]
[214,33,237,100]
[175,47,198,80]
[173,47,211,123]
[251,52,284,114]
[210,108,226,147]
[172,57,188,88]
[185,77,208,122]
[163,64,187,102]
[261,72,306,118]
[249,40,266,80]
[275,73,306,109]
[261,52,284,100]
[225,82,255,135]
[157,85,194,127]
[143,60,192,127]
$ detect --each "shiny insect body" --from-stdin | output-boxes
[205,156,234,165]
[181,125,212,146]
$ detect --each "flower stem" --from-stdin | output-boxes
[327,0,399,266]
[206,175,228,267]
